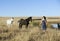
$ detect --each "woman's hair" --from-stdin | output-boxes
[43,16,46,20]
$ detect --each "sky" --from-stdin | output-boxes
[0,0,60,17]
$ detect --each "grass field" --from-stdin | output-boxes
[0,17,60,41]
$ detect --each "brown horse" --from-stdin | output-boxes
[18,17,32,29]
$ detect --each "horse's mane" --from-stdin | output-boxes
[27,17,32,19]
[25,17,32,21]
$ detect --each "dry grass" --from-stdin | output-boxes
[0,17,60,41]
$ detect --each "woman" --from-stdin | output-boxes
[41,16,47,33]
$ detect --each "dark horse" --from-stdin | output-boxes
[18,17,32,28]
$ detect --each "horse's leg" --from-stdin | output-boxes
[26,24,29,28]
[19,23,22,29]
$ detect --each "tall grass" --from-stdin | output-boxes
[0,17,60,41]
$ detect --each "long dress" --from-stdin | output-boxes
[41,19,47,30]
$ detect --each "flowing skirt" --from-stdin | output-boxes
[42,24,47,30]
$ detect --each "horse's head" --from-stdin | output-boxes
[28,17,32,22]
